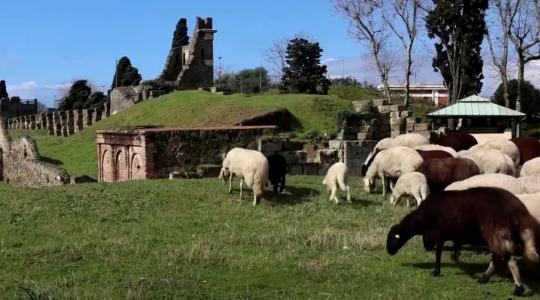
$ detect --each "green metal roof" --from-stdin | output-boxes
[427,95,525,118]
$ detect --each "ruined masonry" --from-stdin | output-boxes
[6,103,111,137]
[110,17,217,114]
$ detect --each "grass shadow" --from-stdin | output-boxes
[270,186,320,206]
[39,155,64,166]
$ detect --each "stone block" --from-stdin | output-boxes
[281,151,308,165]
[303,144,319,163]
[352,101,370,112]
[258,140,282,154]
[196,164,222,178]
[377,104,403,113]
[401,110,412,118]
[391,130,401,138]
[357,132,372,140]
[414,123,430,131]
[357,125,372,133]
[390,111,400,119]
[372,99,390,106]
[282,140,304,151]
[406,117,416,124]
[318,149,339,165]
[343,140,377,176]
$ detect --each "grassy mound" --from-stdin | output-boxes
[11,91,353,177]
[0,177,533,298]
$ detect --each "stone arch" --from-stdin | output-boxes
[130,153,145,180]
[115,149,128,181]
[101,150,113,182]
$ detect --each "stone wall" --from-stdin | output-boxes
[0,120,70,187]
[6,103,111,136]
[96,126,277,182]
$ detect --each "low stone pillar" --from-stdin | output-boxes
[53,112,62,136]
[29,115,37,130]
[40,113,47,130]
[92,109,102,124]
[102,103,110,119]
[46,113,54,135]
[65,111,74,135]
[74,110,83,132]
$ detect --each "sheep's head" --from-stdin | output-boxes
[386,225,408,255]
[363,177,374,193]
[218,167,230,183]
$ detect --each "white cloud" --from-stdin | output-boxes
[322,57,338,64]
[6,81,72,108]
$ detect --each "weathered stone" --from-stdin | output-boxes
[414,123,430,131]
[372,99,389,106]
[377,105,403,113]
[343,140,377,176]
[401,110,412,118]
[352,101,370,112]
[281,151,308,165]
[391,130,401,138]
[357,132,372,140]
[196,164,222,178]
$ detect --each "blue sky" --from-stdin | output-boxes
[1,0,537,107]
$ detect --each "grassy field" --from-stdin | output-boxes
[0,176,538,299]
[10,91,354,177]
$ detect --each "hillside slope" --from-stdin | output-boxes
[11,91,353,177]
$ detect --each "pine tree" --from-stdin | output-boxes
[171,18,189,48]
[111,56,142,89]
[0,80,8,100]
[280,38,331,94]
[426,0,488,103]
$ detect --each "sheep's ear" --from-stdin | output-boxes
[394,234,400,239]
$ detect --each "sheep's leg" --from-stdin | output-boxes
[508,257,525,296]
[228,174,233,193]
[477,259,496,284]
[330,186,339,204]
[239,178,243,200]
[253,192,258,206]
[280,176,285,193]
[381,175,387,196]
[346,185,351,203]
[432,241,443,277]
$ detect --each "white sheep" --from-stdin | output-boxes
[520,157,540,177]
[445,173,526,195]
[323,162,351,204]
[363,146,424,196]
[516,193,540,222]
[363,133,429,165]
[470,139,520,166]
[219,148,269,206]
[389,172,429,207]
[517,176,540,194]
[457,149,515,176]
[414,144,458,157]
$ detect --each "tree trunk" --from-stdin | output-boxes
[372,48,392,101]
[404,45,413,108]
[502,73,510,108]
[517,57,525,112]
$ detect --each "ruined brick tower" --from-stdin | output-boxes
[160,17,217,90]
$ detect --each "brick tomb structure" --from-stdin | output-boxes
[96,126,277,182]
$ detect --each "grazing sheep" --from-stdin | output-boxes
[417,157,481,192]
[323,162,351,204]
[458,149,515,176]
[414,144,457,157]
[362,133,428,175]
[445,173,526,195]
[389,172,429,207]
[387,188,539,296]
[267,153,287,196]
[430,131,478,152]
[511,137,540,164]
[517,176,540,194]
[516,193,540,224]
[416,149,453,161]
[363,146,423,196]
[219,148,269,206]
[519,157,540,177]
[470,139,520,166]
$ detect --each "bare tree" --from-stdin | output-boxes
[486,0,520,108]
[380,0,426,107]
[334,0,394,101]
[509,0,540,111]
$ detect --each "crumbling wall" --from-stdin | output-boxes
[0,120,70,187]
[97,126,276,182]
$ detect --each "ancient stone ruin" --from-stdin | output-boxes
[110,17,217,114]
[6,103,111,137]
[96,126,275,182]
[0,118,70,187]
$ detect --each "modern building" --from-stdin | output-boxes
[378,83,449,106]
[427,95,525,139]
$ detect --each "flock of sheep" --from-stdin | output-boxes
[217,131,540,296]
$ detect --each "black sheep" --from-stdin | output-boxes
[387,188,539,296]
[267,153,287,196]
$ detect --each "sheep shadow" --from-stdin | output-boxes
[405,254,540,295]
[268,186,320,205]
[40,155,64,166]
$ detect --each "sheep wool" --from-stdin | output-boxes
[445,173,526,195]
[390,172,429,207]
[414,144,457,157]
[323,162,351,204]
[520,157,540,177]
[470,139,520,166]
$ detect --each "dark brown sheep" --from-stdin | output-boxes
[416,149,453,161]
[386,188,539,296]
[511,137,540,164]
[430,132,478,152]
[267,153,287,196]
[417,157,480,192]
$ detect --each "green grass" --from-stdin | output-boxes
[0,176,536,299]
[328,85,380,101]
[11,91,354,177]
